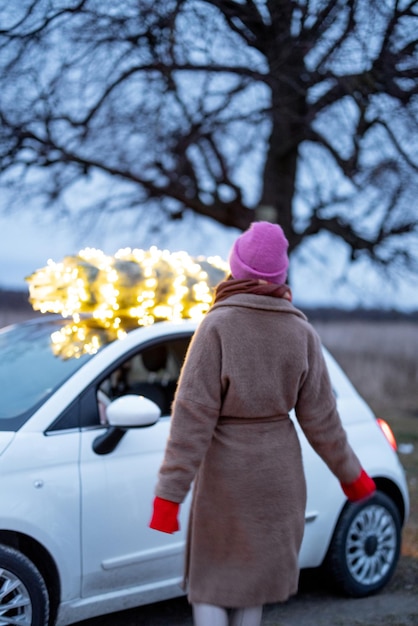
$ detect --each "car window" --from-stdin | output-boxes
[0,319,96,431]
[96,336,191,424]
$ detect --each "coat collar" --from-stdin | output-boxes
[208,293,308,321]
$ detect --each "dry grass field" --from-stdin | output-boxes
[1,291,417,623]
[313,319,418,419]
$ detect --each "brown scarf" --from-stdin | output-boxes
[214,278,292,304]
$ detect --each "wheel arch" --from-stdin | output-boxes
[373,477,407,526]
[0,530,60,626]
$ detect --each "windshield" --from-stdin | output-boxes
[0,318,105,430]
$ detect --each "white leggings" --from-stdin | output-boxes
[192,603,263,626]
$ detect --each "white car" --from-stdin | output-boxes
[0,316,409,626]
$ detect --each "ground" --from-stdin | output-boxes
[72,556,418,625]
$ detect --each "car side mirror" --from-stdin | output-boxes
[106,394,161,428]
[93,395,161,455]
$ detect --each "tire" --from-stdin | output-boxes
[325,491,401,597]
[0,544,49,625]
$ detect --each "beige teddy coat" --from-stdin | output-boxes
[155,294,361,608]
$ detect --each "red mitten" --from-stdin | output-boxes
[149,496,180,534]
[341,469,376,502]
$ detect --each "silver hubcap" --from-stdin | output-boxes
[0,568,32,626]
[345,504,397,585]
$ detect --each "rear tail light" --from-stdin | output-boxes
[377,418,398,451]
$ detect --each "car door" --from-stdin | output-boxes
[79,335,192,601]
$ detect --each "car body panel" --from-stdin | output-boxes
[0,429,82,601]
[0,431,14,455]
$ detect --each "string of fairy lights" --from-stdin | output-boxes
[26,247,229,359]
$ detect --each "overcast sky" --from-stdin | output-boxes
[1,209,418,312]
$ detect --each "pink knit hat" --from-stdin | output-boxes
[228,221,289,284]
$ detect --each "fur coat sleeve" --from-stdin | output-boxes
[294,328,361,483]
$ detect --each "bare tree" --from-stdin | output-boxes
[0,0,417,270]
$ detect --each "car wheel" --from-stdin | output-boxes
[0,544,49,625]
[326,491,401,597]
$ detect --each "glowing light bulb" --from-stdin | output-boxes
[26,246,229,358]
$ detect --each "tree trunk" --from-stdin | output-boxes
[258,11,306,255]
